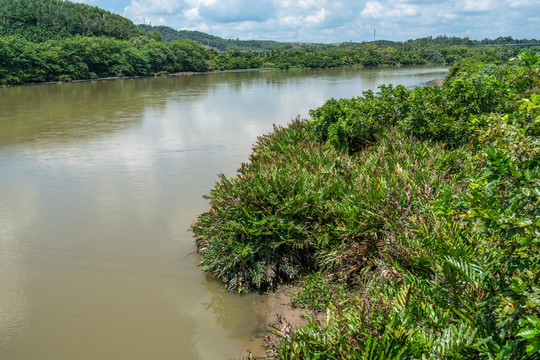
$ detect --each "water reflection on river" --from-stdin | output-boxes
[0,66,447,359]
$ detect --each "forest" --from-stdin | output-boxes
[192,51,540,359]
[0,35,208,84]
[0,0,140,41]
[138,24,538,53]
[0,0,537,85]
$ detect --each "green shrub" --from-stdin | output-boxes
[269,122,539,358]
[291,272,349,310]
[309,85,409,152]
[192,127,475,293]
[192,120,354,292]
[310,75,516,151]
[192,51,540,358]
[58,74,72,82]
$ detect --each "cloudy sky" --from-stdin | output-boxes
[77,0,539,43]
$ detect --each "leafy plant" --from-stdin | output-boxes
[192,51,540,358]
[291,272,349,310]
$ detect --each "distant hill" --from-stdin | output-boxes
[137,24,300,52]
[137,25,539,53]
[0,0,141,42]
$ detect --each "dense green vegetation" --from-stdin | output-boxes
[192,53,540,358]
[0,0,537,85]
[0,35,208,84]
[0,0,140,41]
[137,24,532,70]
[138,24,538,53]
[0,0,214,84]
[2,29,530,85]
[364,35,539,52]
[200,42,529,71]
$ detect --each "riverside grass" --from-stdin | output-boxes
[192,53,540,359]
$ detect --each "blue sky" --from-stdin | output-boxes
[76,0,539,43]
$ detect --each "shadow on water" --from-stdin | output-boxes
[200,276,268,357]
[203,279,267,335]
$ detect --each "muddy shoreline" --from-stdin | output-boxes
[243,285,326,358]
[1,66,445,88]
[0,69,275,88]
[425,78,445,87]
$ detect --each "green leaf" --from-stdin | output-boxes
[509,276,528,293]
[517,328,538,339]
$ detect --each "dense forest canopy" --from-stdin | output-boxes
[0,0,141,42]
[2,31,531,85]
[0,0,538,85]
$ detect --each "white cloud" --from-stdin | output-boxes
[442,12,458,21]
[83,0,540,43]
[361,1,419,20]
[361,1,385,19]
[305,8,327,24]
[296,0,328,10]
[459,0,493,12]
[506,0,537,8]
[183,7,200,21]
[279,16,302,27]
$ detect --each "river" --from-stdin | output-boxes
[0,66,447,359]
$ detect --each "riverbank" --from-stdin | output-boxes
[0,69,275,87]
[1,64,437,88]
[1,65,447,89]
[192,54,540,358]
[265,286,326,330]
[243,285,326,358]
[424,78,444,87]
